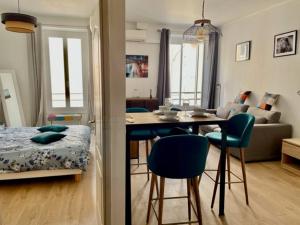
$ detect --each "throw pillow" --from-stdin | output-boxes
[254,116,268,124]
[234,91,251,104]
[257,92,279,111]
[31,132,66,144]
[38,125,68,132]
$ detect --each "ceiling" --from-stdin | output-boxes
[0,0,98,18]
[126,0,289,26]
[0,0,290,24]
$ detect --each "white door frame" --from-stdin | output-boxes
[99,0,126,224]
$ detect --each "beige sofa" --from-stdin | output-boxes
[201,103,292,162]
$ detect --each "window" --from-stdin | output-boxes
[169,42,204,106]
[44,28,89,112]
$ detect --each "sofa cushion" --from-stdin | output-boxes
[216,102,249,119]
[247,107,281,123]
[228,104,249,118]
[254,117,268,124]
[257,92,279,111]
[233,91,251,104]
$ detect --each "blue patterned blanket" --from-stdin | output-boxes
[0,125,91,173]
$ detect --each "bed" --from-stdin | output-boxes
[0,125,91,181]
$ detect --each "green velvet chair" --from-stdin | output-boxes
[147,135,209,225]
[127,107,157,180]
[205,113,255,207]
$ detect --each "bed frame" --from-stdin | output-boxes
[0,169,82,182]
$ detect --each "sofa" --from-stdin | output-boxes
[200,102,292,162]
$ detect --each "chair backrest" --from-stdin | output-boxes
[228,113,255,148]
[148,135,209,179]
[126,107,149,113]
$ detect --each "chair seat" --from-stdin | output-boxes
[205,132,241,148]
[129,130,156,140]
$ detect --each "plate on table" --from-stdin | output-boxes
[153,110,164,115]
[159,116,180,122]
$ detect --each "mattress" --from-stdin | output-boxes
[0,125,91,173]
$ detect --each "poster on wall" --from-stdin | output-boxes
[236,41,251,62]
[274,30,297,57]
[126,55,148,78]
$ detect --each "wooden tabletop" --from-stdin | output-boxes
[126,112,226,129]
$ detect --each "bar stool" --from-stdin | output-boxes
[127,107,157,180]
[205,113,255,207]
[147,135,209,225]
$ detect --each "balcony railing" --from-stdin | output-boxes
[170,91,202,106]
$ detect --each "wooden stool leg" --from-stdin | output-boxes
[192,177,203,225]
[187,179,192,221]
[211,157,221,208]
[145,140,150,181]
[146,174,156,223]
[226,148,231,189]
[240,148,249,205]
[158,177,165,225]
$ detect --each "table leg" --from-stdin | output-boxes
[126,130,131,225]
[219,124,228,216]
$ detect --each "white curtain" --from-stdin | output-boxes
[27,25,46,126]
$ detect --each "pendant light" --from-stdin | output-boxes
[183,0,220,42]
[1,0,37,33]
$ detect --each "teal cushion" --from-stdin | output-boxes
[205,132,241,148]
[31,132,66,144]
[38,125,68,132]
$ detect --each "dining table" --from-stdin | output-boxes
[125,111,228,225]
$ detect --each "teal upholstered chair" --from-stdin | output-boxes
[146,135,209,225]
[156,107,191,137]
[205,113,255,206]
[127,107,157,180]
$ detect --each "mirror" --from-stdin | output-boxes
[0,70,25,127]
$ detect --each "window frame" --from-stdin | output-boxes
[169,41,205,106]
[42,26,90,114]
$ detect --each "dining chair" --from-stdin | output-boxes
[127,107,157,180]
[156,107,191,137]
[146,135,209,225]
[205,113,255,207]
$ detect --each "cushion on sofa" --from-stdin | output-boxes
[257,92,279,111]
[254,117,268,124]
[228,104,249,118]
[247,107,281,123]
[233,91,251,104]
[216,102,249,119]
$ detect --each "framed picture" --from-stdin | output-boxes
[126,55,148,78]
[236,41,251,62]
[274,30,297,57]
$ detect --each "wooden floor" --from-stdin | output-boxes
[0,141,97,225]
[132,142,300,225]
[1,140,300,225]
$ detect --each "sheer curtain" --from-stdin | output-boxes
[156,28,171,106]
[201,32,219,109]
[27,25,46,126]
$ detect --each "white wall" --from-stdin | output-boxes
[0,26,32,125]
[219,0,300,136]
[126,41,159,97]
[125,22,186,98]
[0,16,89,126]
